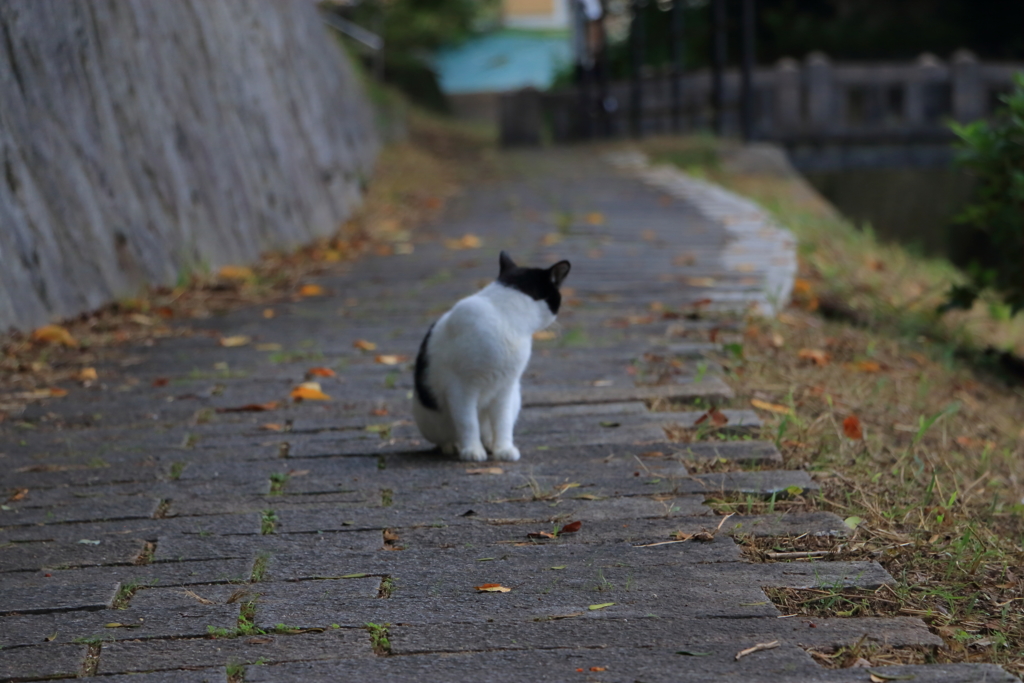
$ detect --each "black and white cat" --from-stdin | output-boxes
[413,251,571,462]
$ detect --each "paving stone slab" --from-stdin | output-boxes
[166,491,376,517]
[98,629,372,675]
[0,513,261,545]
[93,670,228,683]
[522,378,734,407]
[244,644,824,682]
[722,511,850,537]
[0,642,87,680]
[0,602,239,648]
[387,615,941,655]
[689,470,819,496]
[0,537,147,573]
[0,580,120,614]
[0,496,161,526]
[152,532,383,563]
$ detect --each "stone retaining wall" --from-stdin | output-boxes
[0,0,377,331]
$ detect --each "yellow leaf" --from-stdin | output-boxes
[586,211,605,225]
[849,360,883,373]
[299,284,324,297]
[263,309,275,319]
[541,233,562,246]
[77,367,98,381]
[683,277,716,287]
[750,399,792,415]
[307,367,336,378]
[219,335,251,348]
[219,265,254,280]
[353,339,377,351]
[798,348,830,366]
[31,325,78,348]
[291,382,330,401]
[444,234,482,250]
[474,583,511,592]
[49,388,68,397]
[532,330,557,341]
[374,354,409,365]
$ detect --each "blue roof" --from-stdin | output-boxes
[434,31,573,94]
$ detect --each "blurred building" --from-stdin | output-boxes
[433,0,573,123]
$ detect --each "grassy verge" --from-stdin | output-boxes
[643,136,1024,676]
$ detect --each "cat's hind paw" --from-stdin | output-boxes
[491,445,521,462]
[457,444,488,462]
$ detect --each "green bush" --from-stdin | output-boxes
[945,73,1024,312]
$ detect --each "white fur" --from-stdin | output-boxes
[413,282,556,461]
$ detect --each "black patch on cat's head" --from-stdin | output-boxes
[496,251,571,314]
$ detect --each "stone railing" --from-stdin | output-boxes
[506,51,1022,145]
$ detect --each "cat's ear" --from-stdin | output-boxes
[549,260,571,287]
[499,251,517,276]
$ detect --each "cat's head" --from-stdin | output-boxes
[496,251,571,315]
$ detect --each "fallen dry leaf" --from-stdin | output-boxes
[798,348,830,366]
[77,367,98,382]
[48,388,68,397]
[474,583,511,593]
[260,423,283,432]
[375,354,409,365]
[444,234,482,250]
[382,529,400,542]
[31,325,78,348]
[849,360,883,373]
[152,378,169,387]
[589,667,607,672]
[299,284,324,297]
[291,382,330,401]
[263,308,275,319]
[7,488,28,503]
[353,339,377,351]
[559,520,582,534]
[219,265,254,280]
[532,330,557,341]
[750,399,793,415]
[466,467,503,475]
[694,406,729,427]
[215,402,280,413]
[181,589,214,605]
[219,335,251,348]
[306,367,336,378]
[843,415,864,440]
[528,531,557,539]
[586,211,605,225]
[735,640,780,660]
[683,276,716,288]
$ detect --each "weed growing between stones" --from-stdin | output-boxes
[111,581,141,609]
[250,553,270,583]
[268,472,289,495]
[365,622,391,655]
[134,541,155,565]
[378,576,395,598]
[260,510,277,535]
[80,644,101,676]
[226,661,245,683]
[168,461,185,480]
[380,488,393,507]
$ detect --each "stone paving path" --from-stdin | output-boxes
[1,149,1016,682]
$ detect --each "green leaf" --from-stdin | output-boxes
[843,516,863,530]
[588,602,615,611]
[340,573,368,579]
[784,485,803,497]
[548,565,567,570]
